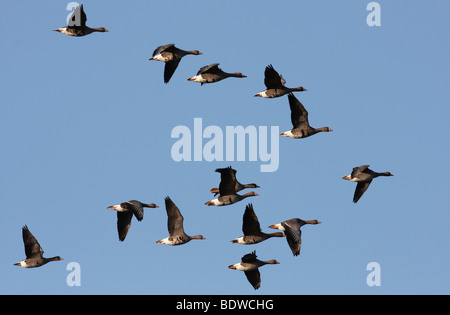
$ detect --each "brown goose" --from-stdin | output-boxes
[107,200,159,241]
[228,251,280,290]
[14,225,63,268]
[269,218,321,256]
[187,63,247,85]
[210,168,259,196]
[280,93,333,138]
[342,165,394,203]
[205,166,259,206]
[254,64,307,98]
[53,4,108,37]
[231,204,285,244]
[156,196,205,245]
[149,44,202,83]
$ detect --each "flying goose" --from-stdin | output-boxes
[210,168,259,196]
[205,167,259,206]
[280,93,333,138]
[149,44,202,83]
[231,204,285,244]
[342,165,394,203]
[156,196,205,245]
[228,250,280,290]
[107,200,159,241]
[187,63,247,85]
[269,218,321,256]
[14,225,63,268]
[53,4,108,37]
[254,64,307,98]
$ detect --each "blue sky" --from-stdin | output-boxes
[1,0,449,295]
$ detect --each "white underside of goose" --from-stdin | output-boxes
[156,237,173,245]
[232,237,246,244]
[54,27,76,36]
[229,262,257,271]
[156,236,188,246]
[280,130,296,138]
[254,90,269,98]
[343,175,360,182]
[151,54,171,62]
[206,198,233,206]
[108,204,125,212]
[187,75,208,83]
[15,260,30,268]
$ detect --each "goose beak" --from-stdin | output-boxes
[205,201,214,206]
[13,262,21,266]
[228,265,237,269]
[342,175,351,180]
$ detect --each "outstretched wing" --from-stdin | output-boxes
[165,196,185,236]
[164,59,181,83]
[123,201,144,221]
[152,43,175,57]
[22,225,44,258]
[197,63,221,75]
[351,165,370,179]
[282,221,302,256]
[353,181,372,203]
[242,204,261,236]
[117,212,133,241]
[287,93,310,129]
[264,64,284,89]
[244,270,261,290]
[216,166,237,196]
[68,4,87,28]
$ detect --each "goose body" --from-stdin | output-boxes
[53,4,108,37]
[107,200,158,241]
[231,204,284,244]
[187,63,246,85]
[149,43,202,83]
[14,225,63,268]
[254,64,307,98]
[210,174,259,197]
[280,93,333,138]
[228,251,279,290]
[342,165,394,203]
[205,166,258,206]
[269,218,321,256]
[156,197,205,246]
[206,192,259,206]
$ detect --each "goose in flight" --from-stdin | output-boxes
[342,165,394,203]
[280,93,333,138]
[53,4,108,36]
[149,44,202,83]
[254,64,307,98]
[14,225,63,268]
[108,200,159,241]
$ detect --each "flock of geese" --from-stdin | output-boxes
[14,4,394,291]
